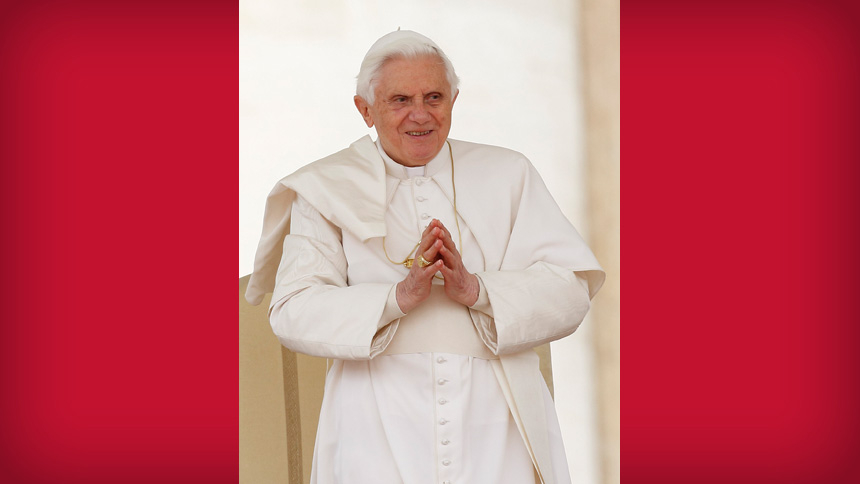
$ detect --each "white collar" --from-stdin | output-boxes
[375,138,449,180]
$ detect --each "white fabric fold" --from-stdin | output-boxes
[247,136,605,483]
[246,136,387,306]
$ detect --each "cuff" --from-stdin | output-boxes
[468,274,493,316]
[379,284,407,326]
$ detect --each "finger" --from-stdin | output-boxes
[422,219,443,238]
[420,238,443,264]
[420,219,445,242]
[416,226,440,255]
[408,236,439,275]
[407,260,439,286]
[421,259,444,277]
[432,220,454,243]
[423,219,439,235]
[417,231,443,263]
[438,244,462,268]
[437,261,455,280]
[435,224,458,255]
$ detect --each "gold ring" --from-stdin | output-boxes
[417,255,432,267]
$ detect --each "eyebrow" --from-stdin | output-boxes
[387,92,444,100]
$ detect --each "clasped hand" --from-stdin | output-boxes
[395,219,479,313]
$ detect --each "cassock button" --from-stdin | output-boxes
[442,481,451,484]
[437,378,448,385]
[416,179,424,186]
[441,439,450,445]
[438,398,448,405]
[442,459,451,466]
[439,418,448,425]
[436,356,447,364]
[416,196,426,202]
[421,213,430,219]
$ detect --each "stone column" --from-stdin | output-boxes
[578,0,620,483]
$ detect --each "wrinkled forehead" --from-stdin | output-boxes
[374,55,450,96]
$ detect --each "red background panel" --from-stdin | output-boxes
[625,0,860,483]
[0,1,236,482]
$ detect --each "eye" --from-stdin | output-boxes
[426,93,443,105]
[393,96,408,104]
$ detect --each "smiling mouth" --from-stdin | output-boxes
[406,130,431,136]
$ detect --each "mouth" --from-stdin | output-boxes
[406,130,432,137]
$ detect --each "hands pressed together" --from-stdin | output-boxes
[395,219,480,313]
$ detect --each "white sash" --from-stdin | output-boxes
[381,285,497,359]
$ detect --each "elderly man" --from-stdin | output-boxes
[246,30,604,484]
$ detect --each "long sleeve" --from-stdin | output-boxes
[455,147,603,356]
[469,264,591,355]
[268,195,404,360]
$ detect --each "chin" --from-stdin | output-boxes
[407,150,436,165]
[410,138,442,154]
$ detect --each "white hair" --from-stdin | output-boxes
[356,30,460,105]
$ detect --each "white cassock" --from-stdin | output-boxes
[246,136,604,484]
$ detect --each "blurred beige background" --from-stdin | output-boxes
[239,0,618,482]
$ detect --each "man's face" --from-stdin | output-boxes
[355,55,457,167]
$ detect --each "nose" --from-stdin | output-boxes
[408,101,432,123]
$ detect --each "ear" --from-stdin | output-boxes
[354,96,374,128]
[452,89,459,106]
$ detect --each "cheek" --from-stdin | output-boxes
[433,109,451,122]
[381,113,404,133]
[434,116,450,129]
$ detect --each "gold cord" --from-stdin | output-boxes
[383,239,421,268]
[382,140,462,268]
[448,140,463,256]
